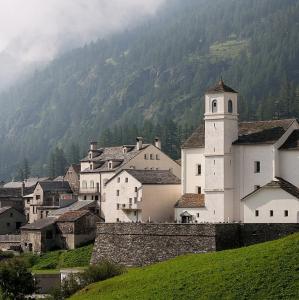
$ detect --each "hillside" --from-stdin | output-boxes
[0,0,299,179]
[70,233,299,300]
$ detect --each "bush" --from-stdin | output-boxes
[0,250,14,261]
[52,261,125,299]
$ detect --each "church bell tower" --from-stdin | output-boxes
[204,79,238,222]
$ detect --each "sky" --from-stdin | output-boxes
[0,0,165,90]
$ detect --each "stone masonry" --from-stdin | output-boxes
[91,223,299,266]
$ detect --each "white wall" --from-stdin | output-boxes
[279,150,299,187]
[243,188,299,223]
[174,207,209,223]
[181,148,205,194]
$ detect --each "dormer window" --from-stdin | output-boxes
[212,100,217,113]
[108,161,113,170]
[228,99,233,113]
[89,153,92,159]
[90,164,93,170]
[122,147,127,154]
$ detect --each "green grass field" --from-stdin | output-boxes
[30,243,93,272]
[70,233,299,300]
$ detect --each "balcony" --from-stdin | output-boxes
[119,201,141,211]
[79,187,100,195]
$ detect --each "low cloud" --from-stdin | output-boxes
[0,0,165,90]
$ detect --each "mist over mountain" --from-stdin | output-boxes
[0,0,299,180]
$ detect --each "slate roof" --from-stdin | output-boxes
[3,177,49,188]
[38,181,72,193]
[175,194,205,208]
[242,177,299,201]
[21,217,56,230]
[49,200,96,216]
[80,145,150,173]
[106,169,181,185]
[279,129,299,150]
[182,119,296,148]
[57,210,90,222]
[0,186,34,199]
[0,207,12,215]
[206,79,238,94]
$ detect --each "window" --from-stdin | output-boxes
[90,181,94,188]
[134,197,137,204]
[254,161,261,173]
[197,186,201,194]
[95,195,99,201]
[228,99,233,113]
[212,99,217,113]
[134,211,137,216]
[254,185,260,190]
[82,181,87,189]
[6,222,10,227]
[270,210,274,217]
[134,187,138,192]
[284,210,288,217]
[197,213,200,218]
[46,230,53,239]
[116,218,120,222]
[117,204,120,210]
[144,154,147,160]
[150,154,154,160]
[116,190,120,196]
[255,210,259,217]
[125,177,128,183]
[10,213,13,217]
[108,161,113,169]
[156,154,160,160]
[90,164,93,170]
[197,164,202,175]
[83,195,87,200]
[117,177,120,183]
[36,195,40,200]
[129,198,132,204]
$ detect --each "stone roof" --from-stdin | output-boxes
[3,177,49,188]
[206,79,238,94]
[242,177,299,201]
[49,200,96,216]
[175,194,205,208]
[80,145,150,173]
[21,217,56,230]
[0,186,34,199]
[38,181,72,193]
[279,129,299,150]
[182,119,296,148]
[0,206,12,215]
[70,164,81,174]
[57,210,90,222]
[106,169,181,185]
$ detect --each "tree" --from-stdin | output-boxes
[16,158,30,181]
[0,258,36,299]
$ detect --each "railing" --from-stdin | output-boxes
[0,235,21,242]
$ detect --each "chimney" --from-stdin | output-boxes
[136,137,143,151]
[90,141,98,151]
[154,137,161,150]
[21,181,25,197]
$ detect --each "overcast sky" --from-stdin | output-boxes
[0,0,165,90]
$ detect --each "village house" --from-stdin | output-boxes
[178,79,299,223]
[21,210,100,253]
[64,164,80,194]
[79,138,181,219]
[27,181,76,224]
[103,169,181,223]
[0,207,26,234]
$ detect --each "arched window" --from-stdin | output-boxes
[228,99,233,113]
[212,100,217,113]
[82,181,87,189]
[90,181,94,188]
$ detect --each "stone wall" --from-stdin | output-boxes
[91,223,299,266]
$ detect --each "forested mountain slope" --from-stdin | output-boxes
[0,0,299,179]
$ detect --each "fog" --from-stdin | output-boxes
[0,0,165,90]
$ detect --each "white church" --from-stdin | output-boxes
[176,79,299,224]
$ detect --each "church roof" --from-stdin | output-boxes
[175,193,205,208]
[206,79,238,94]
[182,119,296,148]
[242,177,299,201]
[279,129,299,150]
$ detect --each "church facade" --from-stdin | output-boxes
[178,80,299,223]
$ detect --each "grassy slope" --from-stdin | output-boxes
[31,244,93,272]
[71,234,299,300]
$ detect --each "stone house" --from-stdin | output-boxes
[181,79,299,223]
[28,181,76,223]
[103,169,181,223]
[0,207,26,234]
[64,164,80,194]
[21,210,100,253]
[79,138,181,218]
